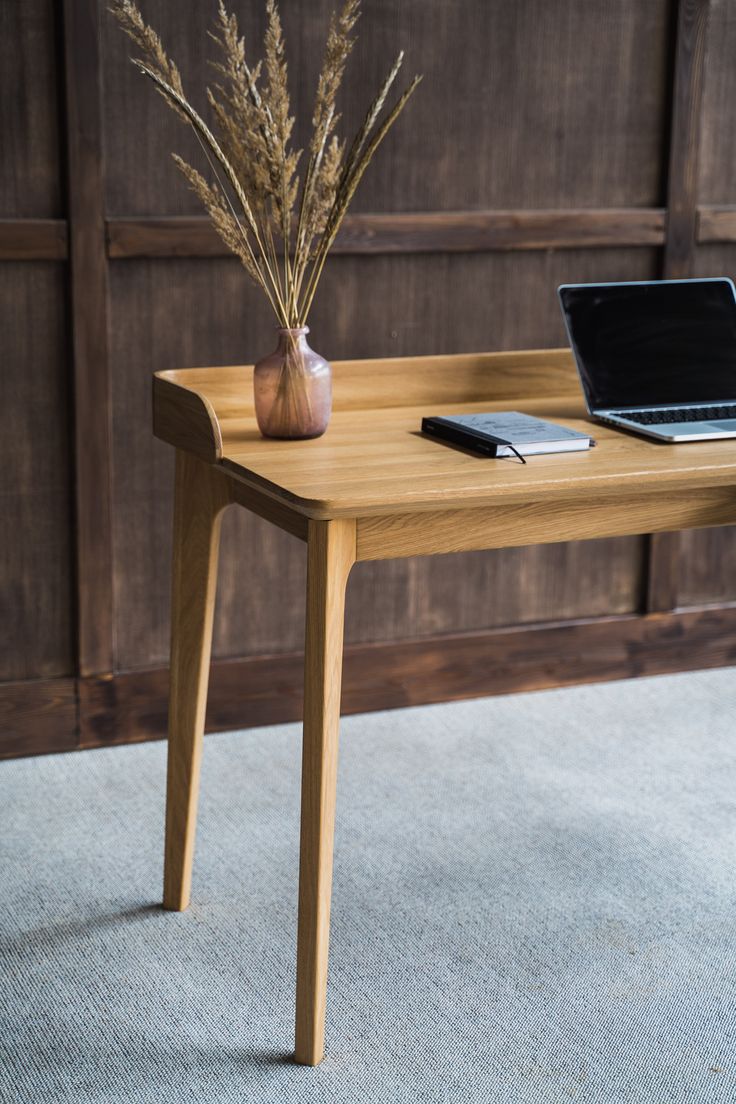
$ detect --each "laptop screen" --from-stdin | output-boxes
[558,279,736,411]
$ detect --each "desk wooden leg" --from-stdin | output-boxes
[163,450,230,911]
[295,518,356,1065]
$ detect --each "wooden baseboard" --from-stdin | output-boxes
[78,606,736,751]
[2,606,735,759]
[0,678,78,758]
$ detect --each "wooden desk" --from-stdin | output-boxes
[153,348,736,1065]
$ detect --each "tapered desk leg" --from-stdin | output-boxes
[163,450,230,911]
[295,518,356,1065]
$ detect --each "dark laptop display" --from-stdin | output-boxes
[559,279,736,411]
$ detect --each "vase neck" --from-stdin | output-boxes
[276,326,310,353]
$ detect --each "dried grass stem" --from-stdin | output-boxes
[110,0,420,331]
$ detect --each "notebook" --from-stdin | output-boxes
[421,411,595,460]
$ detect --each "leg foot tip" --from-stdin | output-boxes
[162,895,190,912]
[293,1038,324,1066]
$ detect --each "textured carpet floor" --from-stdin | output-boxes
[2,668,736,1104]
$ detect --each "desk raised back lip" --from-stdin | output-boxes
[153,348,736,520]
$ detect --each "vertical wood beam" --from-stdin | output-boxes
[646,531,683,614]
[662,0,710,278]
[648,0,711,613]
[62,0,115,674]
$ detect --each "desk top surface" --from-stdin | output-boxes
[153,349,736,519]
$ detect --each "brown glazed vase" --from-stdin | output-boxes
[253,327,332,439]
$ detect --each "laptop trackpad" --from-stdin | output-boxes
[705,420,736,431]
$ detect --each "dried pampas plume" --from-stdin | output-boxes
[109,0,420,327]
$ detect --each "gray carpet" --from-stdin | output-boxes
[2,668,736,1104]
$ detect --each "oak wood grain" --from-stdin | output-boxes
[356,488,736,561]
[154,356,736,521]
[157,348,580,418]
[295,519,356,1066]
[153,374,223,462]
[228,479,308,542]
[163,451,232,911]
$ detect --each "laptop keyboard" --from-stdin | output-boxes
[611,404,736,425]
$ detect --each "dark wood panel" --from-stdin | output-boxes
[102,0,671,216]
[698,0,736,204]
[108,257,300,669]
[108,248,656,670]
[344,538,644,644]
[75,606,736,752]
[0,219,68,260]
[676,528,736,605]
[63,0,115,676]
[0,264,74,680]
[306,248,661,358]
[0,0,62,217]
[106,209,667,258]
[0,678,78,760]
[695,242,736,278]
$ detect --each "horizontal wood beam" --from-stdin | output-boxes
[355,488,736,560]
[106,208,666,259]
[72,604,736,752]
[697,204,736,242]
[0,219,68,260]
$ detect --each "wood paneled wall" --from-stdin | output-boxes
[3,0,736,758]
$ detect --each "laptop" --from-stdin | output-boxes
[558,277,736,442]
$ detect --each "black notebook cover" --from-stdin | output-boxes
[421,412,594,457]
